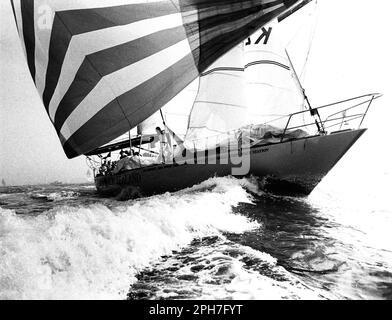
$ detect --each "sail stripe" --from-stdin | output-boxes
[201,67,245,77]
[181,0,284,14]
[47,12,185,122]
[62,53,198,158]
[200,59,290,77]
[10,1,19,33]
[12,0,27,58]
[43,2,180,110]
[54,2,179,35]
[199,58,291,77]
[54,25,188,131]
[60,39,193,141]
[20,0,35,81]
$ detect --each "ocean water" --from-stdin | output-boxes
[1,170,391,300]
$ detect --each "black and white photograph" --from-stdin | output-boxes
[0,0,391,304]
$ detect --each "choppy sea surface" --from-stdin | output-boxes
[1,170,391,300]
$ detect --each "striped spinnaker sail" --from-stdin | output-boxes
[11,0,300,158]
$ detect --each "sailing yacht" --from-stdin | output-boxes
[12,0,381,198]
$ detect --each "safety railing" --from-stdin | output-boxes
[280,93,382,142]
[185,93,382,149]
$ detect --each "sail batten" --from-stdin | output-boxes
[12,0,301,158]
[20,0,35,81]
[12,1,27,59]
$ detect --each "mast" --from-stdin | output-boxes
[285,49,325,133]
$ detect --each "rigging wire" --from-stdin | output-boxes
[300,0,320,81]
[284,0,318,82]
[280,0,319,121]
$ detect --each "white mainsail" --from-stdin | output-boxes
[244,20,305,128]
[184,0,317,148]
[186,44,247,149]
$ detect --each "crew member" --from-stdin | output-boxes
[119,149,127,159]
[156,127,166,163]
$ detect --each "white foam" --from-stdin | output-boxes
[139,239,328,300]
[217,245,328,300]
[29,191,80,202]
[0,177,259,300]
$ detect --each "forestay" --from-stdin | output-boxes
[11,0,300,158]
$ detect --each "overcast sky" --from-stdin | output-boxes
[1,0,391,186]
